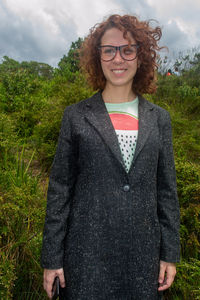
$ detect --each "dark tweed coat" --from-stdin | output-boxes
[41,92,180,300]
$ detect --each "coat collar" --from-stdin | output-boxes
[82,91,157,173]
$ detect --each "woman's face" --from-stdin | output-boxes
[100,27,139,90]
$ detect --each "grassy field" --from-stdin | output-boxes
[0,56,199,299]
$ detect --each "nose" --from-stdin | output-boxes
[113,49,124,63]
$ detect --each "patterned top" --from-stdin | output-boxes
[105,97,139,172]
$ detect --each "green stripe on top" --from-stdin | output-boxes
[105,97,138,108]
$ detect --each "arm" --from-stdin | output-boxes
[157,110,180,289]
[157,110,180,262]
[41,107,77,292]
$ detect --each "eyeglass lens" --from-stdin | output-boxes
[100,45,138,61]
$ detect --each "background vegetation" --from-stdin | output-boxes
[0,42,199,299]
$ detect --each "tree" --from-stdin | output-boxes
[58,37,83,74]
[0,56,53,79]
[0,56,20,74]
[20,61,54,79]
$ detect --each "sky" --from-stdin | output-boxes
[0,0,200,67]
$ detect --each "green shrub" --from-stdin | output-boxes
[0,113,19,171]
[0,54,200,299]
[165,259,200,300]
[0,146,46,299]
[32,72,93,170]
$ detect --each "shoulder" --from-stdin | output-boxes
[139,94,171,124]
[63,92,99,117]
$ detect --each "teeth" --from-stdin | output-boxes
[112,70,125,74]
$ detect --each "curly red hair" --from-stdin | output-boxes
[80,14,164,94]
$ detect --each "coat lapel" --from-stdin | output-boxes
[83,92,157,173]
[130,95,157,169]
[84,92,126,169]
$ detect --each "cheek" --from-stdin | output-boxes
[129,62,138,75]
[100,62,109,78]
[130,60,138,69]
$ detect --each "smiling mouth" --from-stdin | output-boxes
[112,69,126,74]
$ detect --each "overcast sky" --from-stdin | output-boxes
[0,0,200,67]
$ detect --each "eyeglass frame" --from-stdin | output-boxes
[98,44,140,62]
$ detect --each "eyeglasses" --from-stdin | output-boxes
[98,44,139,62]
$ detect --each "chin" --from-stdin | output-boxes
[109,79,133,88]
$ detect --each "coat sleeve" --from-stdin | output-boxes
[41,106,77,269]
[157,110,180,263]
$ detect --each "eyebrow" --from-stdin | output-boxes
[99,44,137,47]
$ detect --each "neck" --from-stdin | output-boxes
[102,84,136,103]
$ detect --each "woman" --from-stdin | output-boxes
[41,14,180,299]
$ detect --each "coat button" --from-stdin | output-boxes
[123,184,130,192]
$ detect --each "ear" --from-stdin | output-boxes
[137,60,141,68]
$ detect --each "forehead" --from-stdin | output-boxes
[101,27,136,45]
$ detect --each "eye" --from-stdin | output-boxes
[103,47,115,55]
[123,46,135,55]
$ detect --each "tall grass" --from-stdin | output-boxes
[0,145,47,299]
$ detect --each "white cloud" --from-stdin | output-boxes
[4,0,122,37]
[144,0,200,48]
[1,0,123,65]
[0,0,200,66]
[47,0,122,37]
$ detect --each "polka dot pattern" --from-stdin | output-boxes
[105,97,139,173]
[116,130,138,172]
